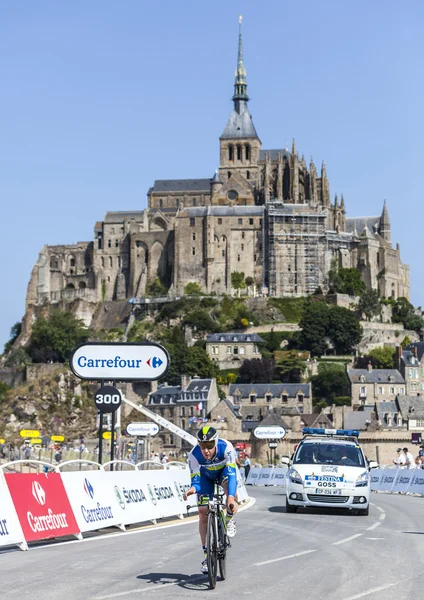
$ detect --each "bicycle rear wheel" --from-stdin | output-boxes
[217,512,227,581]
[206,512,218,589]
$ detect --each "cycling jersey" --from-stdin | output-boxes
[188,439,238,501]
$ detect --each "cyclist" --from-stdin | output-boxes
[183,426,238,574]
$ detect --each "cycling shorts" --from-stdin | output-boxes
[196,466,230,506]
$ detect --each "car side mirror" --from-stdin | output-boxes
[368,461,378,469]
[280,456,290,465]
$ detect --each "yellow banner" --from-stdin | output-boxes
[102,431,117,440]
[19,430,40,438]
[51,435,65,442]
[30,438,42,444]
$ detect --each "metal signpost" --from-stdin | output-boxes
[70,342,170,468]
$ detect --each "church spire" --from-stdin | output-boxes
[233,16,249,109]
[380,199,391,243]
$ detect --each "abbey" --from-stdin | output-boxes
[25,23,409,317]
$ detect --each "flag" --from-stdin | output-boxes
[196,401,203,411]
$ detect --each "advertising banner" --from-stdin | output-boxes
[106,470,162,525]
[0,472,27,550]
[271,467,287,486]
[258,468,274,485]
[141,468,192,519]
[408,470,424,494]
[61,471,124,533]
[392,469,415,494]
[236,466,249,502]
[5,473,80,542]
[378,469,397,493]
[370,469,384,491]
[246,468,261,485]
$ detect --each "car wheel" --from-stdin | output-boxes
[285,497,298,513]
[357,505,369,516]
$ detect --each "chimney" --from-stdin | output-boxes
[181,374,191,391]
[367,362,372,372]
[395,345,402,370]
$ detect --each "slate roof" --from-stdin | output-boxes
[405,342,424,362]
[207,333,264,343]
[220,104,259,139]
[301,413,333,428]
[148,379,212,404]
[183,206,264,218]
[259,149,291,161]
[345,216,380,235]
[229,383,311,398]
[151,179,211,193]
[347,369,405,384]
[397,395,424,419]
[221,398,242,419]
[104,211,144,223]
[343,408,374,431]
[401,350,419,367]
[258,410,289,429]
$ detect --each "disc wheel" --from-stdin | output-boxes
[206,513,218,589]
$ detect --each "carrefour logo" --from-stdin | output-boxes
[84,478,95,499]
[146,357,163,369]
[32,481,46,506]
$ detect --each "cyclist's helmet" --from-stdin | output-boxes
[197,426,218,443]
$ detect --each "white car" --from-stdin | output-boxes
[283,428,378,516]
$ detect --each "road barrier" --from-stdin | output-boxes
[246,466,288,486]
[371,467,424,495]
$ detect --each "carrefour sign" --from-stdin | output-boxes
[70,342,170,381]
[254,426,286,439]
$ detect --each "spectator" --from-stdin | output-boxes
[403,447,415,469]
[393,448,406,467]
[55,449,62,464]
[244,455,251,481]
[24,445,31,460]
[153,453,161,465]
[161,454,169,465]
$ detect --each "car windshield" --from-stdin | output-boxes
[294,442,365,468]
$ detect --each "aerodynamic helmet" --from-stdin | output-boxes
[197,426,218,443]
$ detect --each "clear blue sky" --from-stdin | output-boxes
[1,0,423,349]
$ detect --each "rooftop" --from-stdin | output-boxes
[230,383,311,397]
[152,179,211,193]
[207,333,264,343]
[347,369,405,384]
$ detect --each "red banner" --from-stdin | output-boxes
[5,473,80,542]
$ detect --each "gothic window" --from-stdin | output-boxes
[101,257,104,267]
[192,247,196,256]
[245,145,250,160]
[192,232,196,241]
[190,218,195,226]
[70,258,76,267]
[108,240,111,248]
[159,198,163,208]
[254,254,257,262]
[237,145,242,161]
[228,190,238,202]
[193,198,197,207]
[237,255,240,262]
[228,172,231,179]
[115,239,119,247]
[246,170,250,180]
[229,145,234,161]
[109,257,113,267]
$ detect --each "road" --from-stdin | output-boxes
[2,487,424,599]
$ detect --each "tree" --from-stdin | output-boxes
[298,301,330,356]
[184,282,202,295]
[245,276,254,288]
[310,362,349,406]
[0,381,10,406]
[355,346,395,369]
[3,321,22,354]
[275,351,307,383]
[4,348,32,368]
[239,358,276,383]
[27,310,89,363]
[329,265,365,296]
[358,289,381,321]
[392,297,424,332]
[231,271,246,297]
[183,310,218,334]
[328,306,363,354]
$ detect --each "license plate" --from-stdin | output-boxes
[314,488,342,495]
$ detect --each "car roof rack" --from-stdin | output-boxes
[301,427,360,442]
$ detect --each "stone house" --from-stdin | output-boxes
[208,398,243,437]
[347,365,406,407]
[396,342,424,396]
[229,382,312,420]
[206,333,264,370]
[147,375,219,452]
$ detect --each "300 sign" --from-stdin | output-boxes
[94,386,122,413]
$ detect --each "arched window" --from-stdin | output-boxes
[228,172,231,180]
[246,170,250,180]
[245,144,250,160]
[228,145,234,161]
[78,281,86,289]
[159,198,163,208]
[109,257,113,267]
[237,145,242,161]
[70,258,75,267]
[101,257,104,267]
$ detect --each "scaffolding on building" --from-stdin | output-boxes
[264,203,327,296]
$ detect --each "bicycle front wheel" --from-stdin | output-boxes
[217,513,227,581]
[206,512,218,589]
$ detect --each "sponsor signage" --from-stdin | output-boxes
[0,472,27,550]
[70,342,170,381]
[95,385,122,413]
[102,431,117,440]
[0,439,5,444]
[60,472,123,533]
[254,426,286,440]
[51,435,65,442]
[19,430,40,439]
[5,473,79,542]
[30,439,42,445]
[127,422,159,437]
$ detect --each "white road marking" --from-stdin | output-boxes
[253,549,317,566]
[92,575,206,599]
[366,521,381,531]
[365,537,384,540]
[372,504,385,513]
[340,581,401,600]
[332,533,362,546]
[379,513,386,521]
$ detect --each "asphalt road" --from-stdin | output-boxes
[2,487,424,600]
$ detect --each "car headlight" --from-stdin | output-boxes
[288,468,303,485]
[355,472,369,487]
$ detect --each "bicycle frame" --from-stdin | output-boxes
[206,483,230,589]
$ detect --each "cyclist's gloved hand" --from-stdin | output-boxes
[227,495,238,515]
[183,486,196,501]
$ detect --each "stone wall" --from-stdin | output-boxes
[358,322,419,354]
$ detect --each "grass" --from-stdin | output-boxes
[267,297,306,323]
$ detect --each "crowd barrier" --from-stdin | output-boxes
[246,466,288,486]
[0,460,249,551]
[370,467,424,495]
